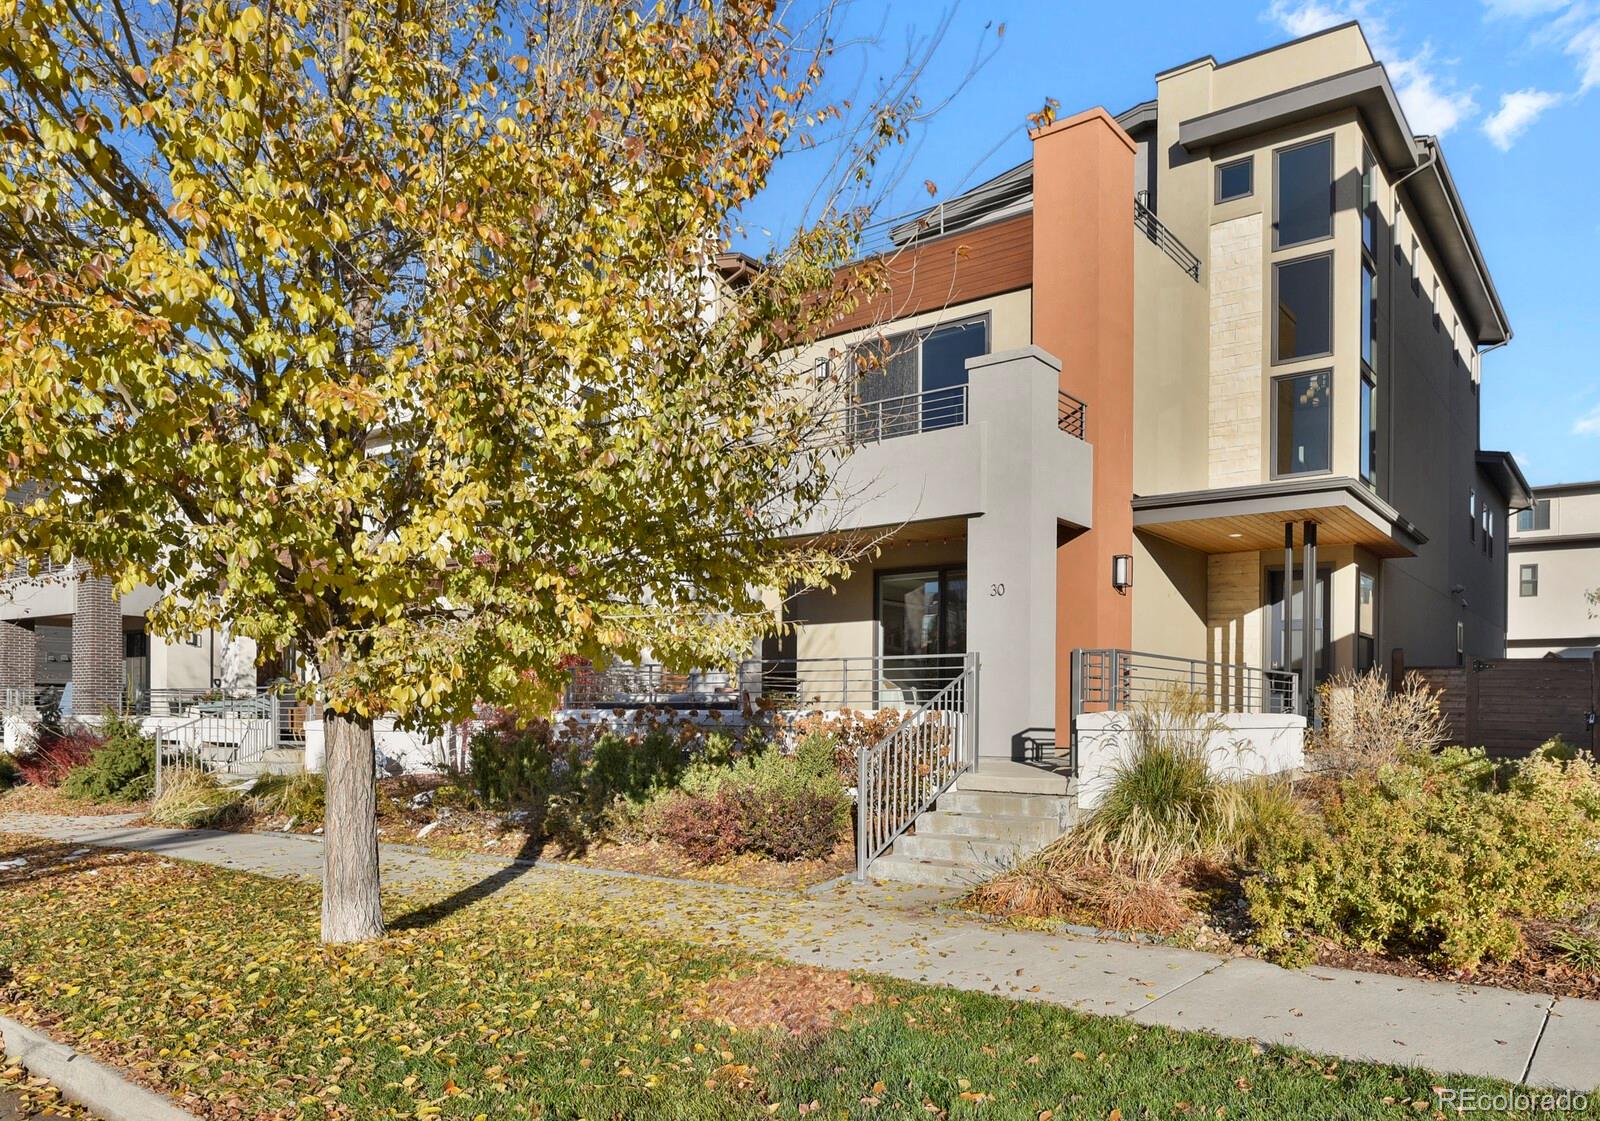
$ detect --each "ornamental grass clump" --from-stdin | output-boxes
[149,768,243,829]
[969,687,1308,931]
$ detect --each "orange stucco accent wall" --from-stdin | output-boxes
[1029,108,1136,737]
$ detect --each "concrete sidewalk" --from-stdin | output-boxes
[3,811,1596,1092]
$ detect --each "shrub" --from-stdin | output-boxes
[248,772,326,823]
[1247,748,1600,970]
[60,715,156,802]
[1306,670,1447,777]
[737,785,847,861]
[0,752,19,790]
[644,735,850,863]
[14,727,101,787]
[653,790,746,863]
[584,728,685,812]
[150,768,242,829]
[781,710,904,778]
[467,714,556,808]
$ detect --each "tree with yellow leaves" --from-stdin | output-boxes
[0,0,924,941]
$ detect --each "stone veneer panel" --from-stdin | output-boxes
[1207,216,1264,488]
[71,573,123,715]
[1206,552,1263,671]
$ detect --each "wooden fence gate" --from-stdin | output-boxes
[1393,651,1600,757]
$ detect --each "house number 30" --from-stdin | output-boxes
[988,583,1005,597]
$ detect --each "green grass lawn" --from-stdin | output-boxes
[0,833,1571,1120]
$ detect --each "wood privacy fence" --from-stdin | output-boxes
[1392,651,1600,757]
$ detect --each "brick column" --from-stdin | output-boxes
[71,573,123,715]
[0,621,37,696]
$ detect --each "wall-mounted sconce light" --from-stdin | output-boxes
[1112,553,1133,594]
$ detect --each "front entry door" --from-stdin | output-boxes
[877,568,966,702]
[1266,567,1331,699]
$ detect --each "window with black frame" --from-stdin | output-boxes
[851,319,987,441]
[1274,371,1332,476]
[877,567,967,703]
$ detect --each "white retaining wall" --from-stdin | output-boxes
[1073,711,1306,811]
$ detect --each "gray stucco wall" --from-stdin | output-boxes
[1378,220,1506,665]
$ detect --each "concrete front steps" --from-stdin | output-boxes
[867,759,1078,888]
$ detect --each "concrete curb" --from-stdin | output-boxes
[0,1014,201,1121]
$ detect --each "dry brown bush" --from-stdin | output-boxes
[1307,670,1448,777]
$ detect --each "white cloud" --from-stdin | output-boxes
[1482,88,1564,147]
[1569,17,1600,89]
[1265,3,1477,135]
[1574,403,1600,437]
[1483,0,1571,16]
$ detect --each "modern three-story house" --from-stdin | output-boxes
[767,20,1528,774]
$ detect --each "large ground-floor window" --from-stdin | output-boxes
[1265,566,1331,687]
[877,567,967,701]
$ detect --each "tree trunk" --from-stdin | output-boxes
[320,708,385,943]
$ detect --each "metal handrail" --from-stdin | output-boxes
[856,652,977,879]
[566,653,970,712]
[1133,196,1201,281]
[1057,391,1087,439]
[806,384,969,449]
[1071,648,1300,725]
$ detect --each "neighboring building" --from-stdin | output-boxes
[772,19,1527,765]
[1507,481,1600,659]
[0,561,252,716]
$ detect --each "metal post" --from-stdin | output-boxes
[856,744,869,881]
[967,651,980,773]
[1302,520,1318,718]
[1282,521,1295,713]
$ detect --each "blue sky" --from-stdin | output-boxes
[745,0,1600,485]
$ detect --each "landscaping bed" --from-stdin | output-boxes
[0,1058,94,1120]
[968,673,1600,1003]
[0,831,1552,1121]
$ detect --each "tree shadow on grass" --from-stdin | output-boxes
[387,830,549,931]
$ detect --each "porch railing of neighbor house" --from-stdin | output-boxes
[566,653,971,713]
[807,384,969,449]
[856,652,978,878]
[1056,391,1087,439]
[1071,648,1299,724]
[136,687,310,794]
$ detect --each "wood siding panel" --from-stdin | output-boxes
[826,214,1033,337]
[1406,657,1598,756]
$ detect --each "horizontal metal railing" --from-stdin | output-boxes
[857,653,977,878]
[566,653,971,712]
[1057,391,1087,439]
[1073,648,1300,720]
[807,385,968,449]
[1133,196,1201,281]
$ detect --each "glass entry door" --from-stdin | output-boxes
[877,568,966,703]
[1266,567,1330,694]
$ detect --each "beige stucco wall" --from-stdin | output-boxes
[1132,531,1208,660]
[1507,542,1600,652]
[789,534,967,663]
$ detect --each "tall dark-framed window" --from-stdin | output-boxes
[1361,145,1377,255]
[876,566,967,700]
[1274,135,1334,249]
[1274,253,1333,362]
[1216,156,1253,202]
[1469,489,1477,541]
[852,318,987,438]
[1273,370,1332,477]
[1357,571,1377,672]
[1359,199,1379,487]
